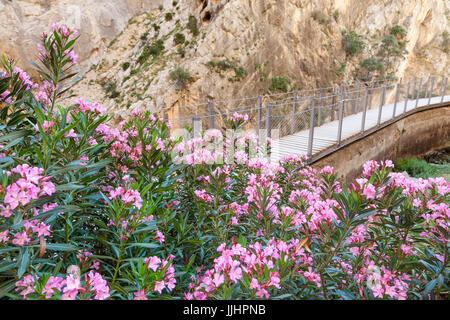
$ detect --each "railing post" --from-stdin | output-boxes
[318,88,323,126]
[257,95,262,135]
[428,76,435,105]
[377,85,386,126]
[404,80,410,113]
[307,98,316,158]
[266,102,272,139]
[393,78,401,118]
[192,115,200,137]
[331,92,336,121]
[441,76,448,103]
[361,86,368,133]
[354,82,361,114]
[208,101,214,129]
[415,78,422,108]
[291,92,297,135]
[422,77,430,106]
[337,86,344,145]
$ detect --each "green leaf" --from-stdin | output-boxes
[0,130,31,143]
[29,205,81,221]
[45,243,78,251]
[55,183,85,191]
[272,293,293,300]
[127,243,160,249]
[17,247,30,278]
[0,280,16,299]
[424,279,437,296]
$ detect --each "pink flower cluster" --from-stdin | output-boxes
[0,165,57,246]
[228,112,249,123]
[2,164,55,210]
[39,24,78,65]
[75,98,106,115]
[16,267,110,300]
[133,256,177,300]
[185,239,313,300]
[108,186,143,209]
[194,189,215,203]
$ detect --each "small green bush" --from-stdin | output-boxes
[130,68,139,76]
[333,10,340,22]
[394,158,443,179]
[174,33,185,45]
[207,58,234,71]
[169,67,191,88]
[177,46,186,58]
[121,62,130,71]
[216,59,234,71]
[187,15,200,36]
[442,31,449,53]
[102,80,120,99]
[137,40,164,64]
[390,25,407,38]
[233,66,248,81]
[140,32,149,41]
[165,12,174,21]
[377,34,407,58]
[341,30,365,57]
[269,77,289,92]
[152,23,160,32]
[360,58,384,71]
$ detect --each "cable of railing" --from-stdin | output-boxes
[162,78,399,113]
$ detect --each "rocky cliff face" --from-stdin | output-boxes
[1,0,449,119]
[0,0,164,73]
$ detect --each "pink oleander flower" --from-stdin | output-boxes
[134,290,148,300]
[41,120,54,132]
[362,183,376,199]
[303,267,321,288]
[64,129,77,138]
[362,160,380,177]
[87,271,110,300]
[144,256,161,272]
[194,189,214,203]
[32,222,51,237]
[154,280,165,294]
[321,166,335,175]
[12,231,30,246]
[0,230,9,242]
[155,230,165,243]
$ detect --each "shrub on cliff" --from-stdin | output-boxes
[342,30,365,57]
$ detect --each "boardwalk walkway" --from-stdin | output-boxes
[168,76,449,164]
[270,95,450,163]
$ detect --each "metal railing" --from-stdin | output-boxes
[159,75,449,163]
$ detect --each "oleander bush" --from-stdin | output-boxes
[0,25,448,300]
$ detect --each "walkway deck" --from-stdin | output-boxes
[270,95,450,163]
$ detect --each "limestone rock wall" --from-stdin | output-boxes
[0,0,163,74]
[0,0,448,119]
